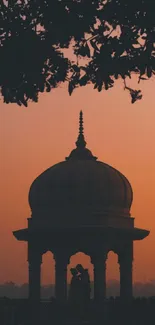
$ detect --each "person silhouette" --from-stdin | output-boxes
[68,268,80,306]
[76,264,91,303]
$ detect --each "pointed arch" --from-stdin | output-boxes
[41,251,55,299]
[67,251,93,298]
[106,250,120,297]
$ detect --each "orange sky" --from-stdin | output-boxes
[0,79,155,286]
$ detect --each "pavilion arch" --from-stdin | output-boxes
[67,251,94,298]
[106,250,120,298]
[41,251,55,300]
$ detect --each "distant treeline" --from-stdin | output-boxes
[0,280,155,299]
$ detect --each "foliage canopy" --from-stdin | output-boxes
[0,0,155,106]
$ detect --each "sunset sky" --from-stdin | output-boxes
[0,78,155,286]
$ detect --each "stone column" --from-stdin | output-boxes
[118,243,133,301]
[54,252,69,303]
[91,253,107,303]
[28,244,42,302]
[28,243,42,324]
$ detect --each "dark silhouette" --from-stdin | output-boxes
[76,264,91,304]
[13,111,149,306]
[12,111,150,323]
[0,296,155,325]
[68,268,80,306]
[0,1,155,105]
[68,264,91,310]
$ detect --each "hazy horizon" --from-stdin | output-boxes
[1,279,155,299]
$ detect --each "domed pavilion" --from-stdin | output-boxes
[13,111,149,303]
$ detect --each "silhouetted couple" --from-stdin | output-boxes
[69,264,91,307]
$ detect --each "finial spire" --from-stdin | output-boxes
[65,111,97,160]
[76,111,86,148]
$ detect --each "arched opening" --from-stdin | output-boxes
[67,252,93,298]
[106,251,120,298]
[41,251,55,300]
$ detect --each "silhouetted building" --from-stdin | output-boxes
[13,111,149,305]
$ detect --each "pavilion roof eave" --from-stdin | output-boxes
[128,227,150,240]
[13,226,150,242]
[13,229,29,241]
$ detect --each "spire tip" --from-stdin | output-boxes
[76,111,86,148]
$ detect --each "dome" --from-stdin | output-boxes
[29,112,133,226]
